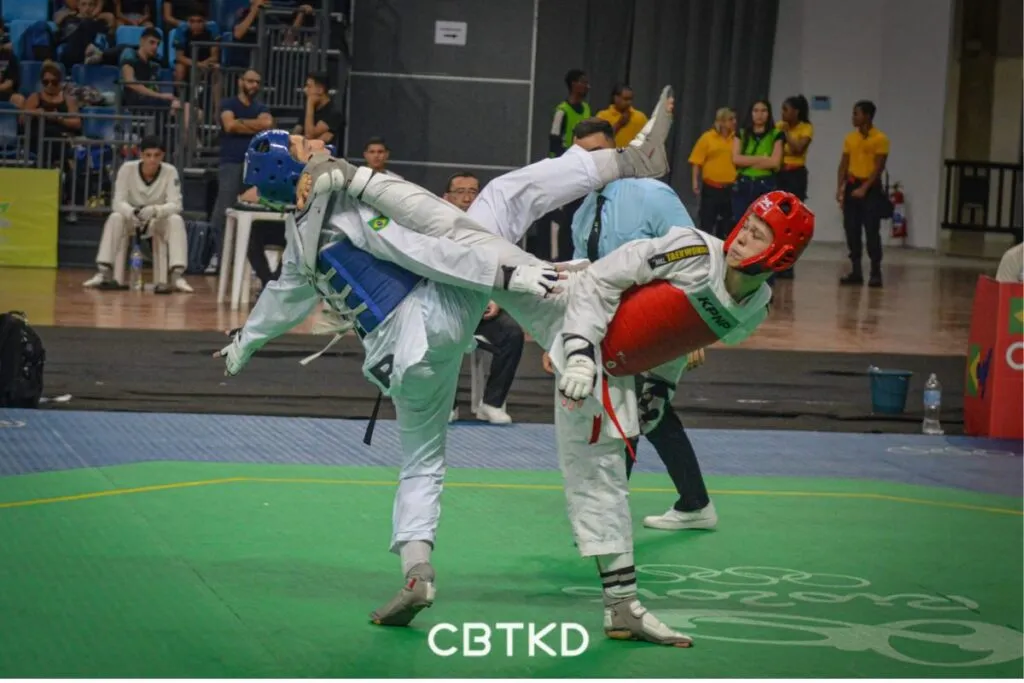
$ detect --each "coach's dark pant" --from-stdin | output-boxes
[624,406,711,513]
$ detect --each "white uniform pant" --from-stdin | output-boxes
[361,279,488,553]
[97,212,188,284]
[554,378,636,557]
[351,145,607,554]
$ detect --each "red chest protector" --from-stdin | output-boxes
[600,280,721,377]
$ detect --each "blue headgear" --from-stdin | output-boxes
[243,130,336,205]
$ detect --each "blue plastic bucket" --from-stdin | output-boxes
[868,368,913,415]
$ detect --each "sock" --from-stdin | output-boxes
[399,540,432,576]
[170,266,183,280]
[596,552,637,605]
[98,264,112,279]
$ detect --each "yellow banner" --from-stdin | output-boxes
[0,168,61,268]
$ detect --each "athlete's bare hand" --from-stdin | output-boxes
[542,352,554,375]
[685,348,705,370]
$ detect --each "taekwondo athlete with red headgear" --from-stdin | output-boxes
[546,190,813,646]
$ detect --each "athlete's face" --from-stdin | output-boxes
[726,214,774,267]
[574,133,614,152]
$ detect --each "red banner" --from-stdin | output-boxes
[964,276,1024,439]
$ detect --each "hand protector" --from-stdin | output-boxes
[637,373,675,434]
[501,264,561,298]
[557,334,597,403]
[216,331,255,376]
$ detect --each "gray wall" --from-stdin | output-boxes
[346,0,779,210]
[346,0,537,194]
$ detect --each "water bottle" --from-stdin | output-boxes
[129,241,144,292]
[922,373,944,435]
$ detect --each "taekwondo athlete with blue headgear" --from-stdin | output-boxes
[216,130,565,629]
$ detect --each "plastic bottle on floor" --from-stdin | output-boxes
[129,241,144,292]
[922,373,943,435]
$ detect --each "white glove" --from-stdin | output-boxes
[637,373,676,434]
[214,330,254,376]
[501,264,562,298]
[557,335,597,403]
[138,206,157,221]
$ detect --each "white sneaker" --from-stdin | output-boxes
[82,272,108,288]
[174,277,194,293]
[475,403,512,425]
[643,502,717,530]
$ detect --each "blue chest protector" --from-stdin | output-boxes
[316,240,424,336]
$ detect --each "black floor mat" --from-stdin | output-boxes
[30,326,967,434]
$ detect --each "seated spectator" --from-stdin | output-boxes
[83,135,192,293]
[363,137,402,178]
[173,4,219,86]
[162,0,195,30]
[120,28,178,110]
[0,22,24,109]
[443,172,524,424]
[115,0,156,28]
[21,61,81,146]
[291,71,343,144]
[56,0,116,71]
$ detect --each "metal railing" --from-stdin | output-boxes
[3,1,344,215]
[0,108,156,213]
[941,160,1024,236]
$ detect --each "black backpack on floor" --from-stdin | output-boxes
[0,312,46,409]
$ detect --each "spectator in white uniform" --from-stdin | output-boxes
[83,136,193,293]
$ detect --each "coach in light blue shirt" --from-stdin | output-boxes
[567,117,719,532]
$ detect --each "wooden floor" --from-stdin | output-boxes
[0,245,993,356]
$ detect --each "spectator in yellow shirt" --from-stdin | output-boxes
[688,107,737,238]
[774,95,813,279]
[837,100,890,288]
[596,83,649,148]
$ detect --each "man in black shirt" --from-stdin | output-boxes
[173,4,219,87]
[291,71,343,145]
[120,27,177,109]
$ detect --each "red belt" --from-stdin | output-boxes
[702,179,732,189]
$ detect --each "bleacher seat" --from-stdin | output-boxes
[7,20,29,58]
[81,106,119,140]
[3,0,49,23]
[72,64,121,92]
[18,61,43,96]
[115,25,163,48]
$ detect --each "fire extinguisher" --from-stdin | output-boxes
[890,182,907,239]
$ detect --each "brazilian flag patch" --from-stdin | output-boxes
[648,244,709,268]
[368,215,390,231]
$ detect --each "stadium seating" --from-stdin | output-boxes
[2,0,49,23]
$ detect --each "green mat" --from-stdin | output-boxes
[0,462,1020,678]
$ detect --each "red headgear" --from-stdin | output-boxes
[723,190,814,274]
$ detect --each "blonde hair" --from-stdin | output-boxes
[714,107,736,134]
